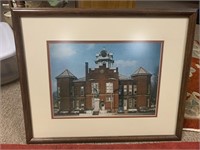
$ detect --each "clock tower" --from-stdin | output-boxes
[95,48,114,68]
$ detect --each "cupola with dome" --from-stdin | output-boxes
[95,48,114,68]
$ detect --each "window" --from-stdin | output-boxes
[133,98,136,108]
[91,83,99,94]
[119,85,123,95]
[80,86,84,96]
[129,99,133,108]
[133,84,137,94]
[106,82,113,93]
[76,100,79,109]
[124,99,127,110]
[129,85,132,95]
[57,87,60,97]
[123,85,127,95]
[80,101,84,107]
[106,96,111,102]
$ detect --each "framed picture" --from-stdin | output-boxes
[48,40,163,119]
[12,8,197,143]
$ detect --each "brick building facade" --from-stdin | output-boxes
[55,49,152,114]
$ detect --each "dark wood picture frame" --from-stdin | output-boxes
[12,8,197,144]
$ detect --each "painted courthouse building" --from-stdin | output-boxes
[55,49,152,114]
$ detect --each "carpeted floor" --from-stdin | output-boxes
[0,80,200,144]
[0,81,25,144]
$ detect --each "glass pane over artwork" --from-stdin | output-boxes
[48,41,163,118]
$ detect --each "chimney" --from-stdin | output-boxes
[85,62,88,80]
[116,67,118,73]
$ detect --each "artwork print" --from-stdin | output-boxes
[47,41,163,118]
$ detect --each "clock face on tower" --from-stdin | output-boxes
[101,50,107,57]
[100,69,104,74]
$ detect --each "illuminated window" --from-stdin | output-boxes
[124,99,127,110]
[123,85,127,95]
[80,86,84,96]
[106,82,113,93]
[129,85,132,95]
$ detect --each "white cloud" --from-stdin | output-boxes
[115,60,137,68]
[86,44,95,51]
[51,46,76,59]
